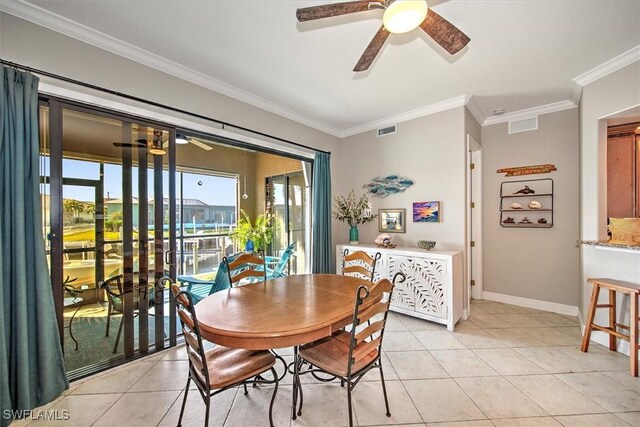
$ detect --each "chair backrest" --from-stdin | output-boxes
[273,242,296,276]
[171,283,211,390]
[100,272,144,311]
[223,252,267,287]
[342,249,382,282]
[347,272,405,377]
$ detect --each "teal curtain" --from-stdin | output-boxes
[312,152,332,273]
[0,66,68,426]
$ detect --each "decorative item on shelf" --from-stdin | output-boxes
[417,240,436,250]
[413,201,440,222]
[518,217,532,224]
[375,233,396,248]
[334,190,376,245]
[363,175,414,198]
[608,217,640,243]
[510,202,523,209]
[378,208,406,233]
[245,239,255,253]
[538,218,548,224]
[528,200,542,209]
[503,217,515,224]
[513,185,535,195]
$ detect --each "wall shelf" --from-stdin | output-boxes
[500,178,554,228]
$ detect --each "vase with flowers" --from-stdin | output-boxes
[334,190,376,244]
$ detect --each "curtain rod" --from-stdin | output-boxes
[0,59,331,155]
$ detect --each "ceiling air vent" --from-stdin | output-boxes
[509,117,538,134]
[377,125,397,137]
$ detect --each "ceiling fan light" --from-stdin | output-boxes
[176,135,189,145]
[383,0,428,34]
[149,147,166,155]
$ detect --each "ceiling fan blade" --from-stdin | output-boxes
[114,142,147,148]
[419,9,470,55]
[353,25,390,72]
[296,1,375,22]
[188,137,213,151]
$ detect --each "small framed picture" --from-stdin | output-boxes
[379,209,406,233]
[413,201,440,222]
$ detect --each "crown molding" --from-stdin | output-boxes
[0,0,343,138]
[464,95,486,126]
[483,99,577,127]
[573,45,640,88]
[340,95,468,138]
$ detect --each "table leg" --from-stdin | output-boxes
[609,289,617,351]
[292,346,299,420]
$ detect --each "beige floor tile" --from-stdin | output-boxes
[452,319,481,331]
[556,372,640,412]
[290,383,355,427]
[604,370,640,388]
[160,345,189,360]
[384,313,409,331]
[427,421,492,427]
[469,301,519,314]
[554,413,633,426]
[93,390,180,427]
[352,380,423,425]
[553,326,582,339]
[412,331,467,350]
[396,314,444,331]
[491,417,561,426]
[27,393,121,426]
[452,329,507,349]
[224,385,292,427]
[430,349,499,378]
[473,348,546,375]
[386,351,449,379]
[360,353,400,382]
[129,360,190,392]
[402,379,485,423]
[158,388,237,427]
[554,345,630,371]
[382,331,426,351]
[455,377,547,419]
[507,374,607,416]
[525,313,578,327]
[495,314,548,328]
[615,412,640,426]
[467,315,509,329]
[274,347,295,356]
[501,304,549,315]
[71,361,156,394]
[521,328,582,346]
[514,347,594,374]
[485,328,547,348]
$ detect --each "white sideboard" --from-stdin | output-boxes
[336,244,463,331]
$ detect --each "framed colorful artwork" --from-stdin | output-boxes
[413,201,440,222]
[378,209,406,233]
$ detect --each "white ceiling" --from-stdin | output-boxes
[4,0,640,136]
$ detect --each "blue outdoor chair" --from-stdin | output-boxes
[176,254,237,304]
[264,242,296,279]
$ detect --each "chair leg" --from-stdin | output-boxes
[177,376,191,427]
[631,294,638,377]
[581,284,601,352]
[609,289,617,351]
[113,315,124,354]
[346,377,354,427]
[105,304,112,337]
[243,383,249,396]
[379,362,391,417]
[268,367,278,427]
[204,394,211,427]
[296,355,303,416]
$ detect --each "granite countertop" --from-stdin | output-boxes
[578,240,640,251]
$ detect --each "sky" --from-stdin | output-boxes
[54,158,237,206]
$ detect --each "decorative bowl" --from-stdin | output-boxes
[417,240,436,250]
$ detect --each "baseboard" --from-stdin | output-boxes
[482,291,579,316]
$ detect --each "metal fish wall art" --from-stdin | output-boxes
[363,175,415,198]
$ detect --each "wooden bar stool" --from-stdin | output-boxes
[581,278,640,376]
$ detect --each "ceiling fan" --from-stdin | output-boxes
[114,132,213,154]
[174,135,213,151]
[296,0,470,71]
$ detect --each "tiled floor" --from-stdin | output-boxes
[18,300,640,426]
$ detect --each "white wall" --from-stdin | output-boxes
[578,61,640,347]
[335,107,467,252]
[481,109,580,307]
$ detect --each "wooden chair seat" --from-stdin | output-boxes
[196,346,276,389]
[300,330,378,377]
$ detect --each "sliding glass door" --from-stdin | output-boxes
[40,100,176,377]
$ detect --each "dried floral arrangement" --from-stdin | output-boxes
[334,190,377,227]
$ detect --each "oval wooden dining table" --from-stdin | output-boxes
[194,273,374,350]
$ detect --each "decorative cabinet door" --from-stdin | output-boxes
[338,249,384,282]
[388,255,448,319]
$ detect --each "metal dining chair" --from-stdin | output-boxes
[170,283,279,427]
[292,272,406,426]
[222,251,267,287]
[342,249,382,282]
